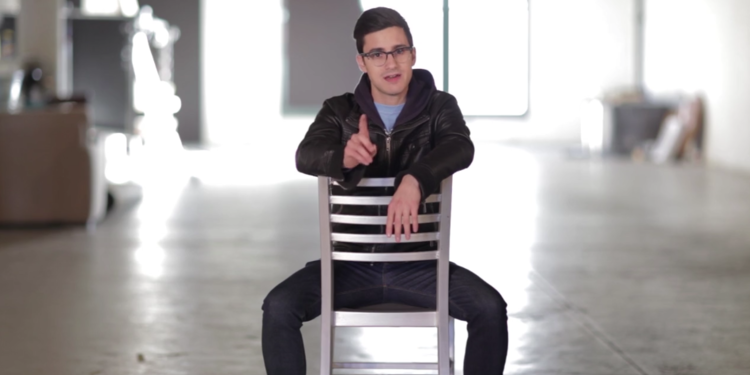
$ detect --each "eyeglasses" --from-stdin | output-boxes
[360,46,414,67]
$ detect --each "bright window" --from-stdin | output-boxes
[449,0,529,116]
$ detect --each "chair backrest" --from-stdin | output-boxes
[317,176,453,263]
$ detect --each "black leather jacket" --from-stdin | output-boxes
[295,69,474,253]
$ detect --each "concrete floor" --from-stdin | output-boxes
[1,142,749,375]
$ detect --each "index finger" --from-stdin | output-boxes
[358,115,372,144]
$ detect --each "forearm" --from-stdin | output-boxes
[295,102,348,181]
[395,94,474,198]
[295,137,346,180]
[396,134,474,198]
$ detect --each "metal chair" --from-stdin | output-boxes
[318,176,455,375]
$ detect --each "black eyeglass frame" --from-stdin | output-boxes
[359,46,415,66]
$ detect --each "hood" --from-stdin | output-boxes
[354,68,437,129]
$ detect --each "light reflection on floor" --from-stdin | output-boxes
[119,138,635,374]
[129,142,541,373]
[7,139,750,374]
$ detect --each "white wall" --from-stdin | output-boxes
[644,0,750,172]
[469,0,637,143]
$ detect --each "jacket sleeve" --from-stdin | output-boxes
[394,94,474,199]
[295,100,364,188]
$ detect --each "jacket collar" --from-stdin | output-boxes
[353,69,437,130]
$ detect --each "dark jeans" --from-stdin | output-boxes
[261,260,508,375]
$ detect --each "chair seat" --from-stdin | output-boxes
[337,302,433,313]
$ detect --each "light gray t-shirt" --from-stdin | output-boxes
[374,102,405,133]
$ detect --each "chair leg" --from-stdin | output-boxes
[320,253,334,374]
[320,321,333,375]
[319,175,334,375]
[438,317,451,374]
[449,318,455,374]
[320,276,333,375]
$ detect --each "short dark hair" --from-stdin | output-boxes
[353,7,413,54]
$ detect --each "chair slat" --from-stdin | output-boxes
[330,232,439,244]
[331,250,439,262]
[330,214,440,225]
[331,178,394,187]
[337,303,430,313]
[330,194,440,205]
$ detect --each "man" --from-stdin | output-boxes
[262,7,508,375]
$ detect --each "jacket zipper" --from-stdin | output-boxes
[385,130,392,175]
[377,130,393,254]
[374,130,392,254]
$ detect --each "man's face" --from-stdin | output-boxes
[356,26,416,102]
